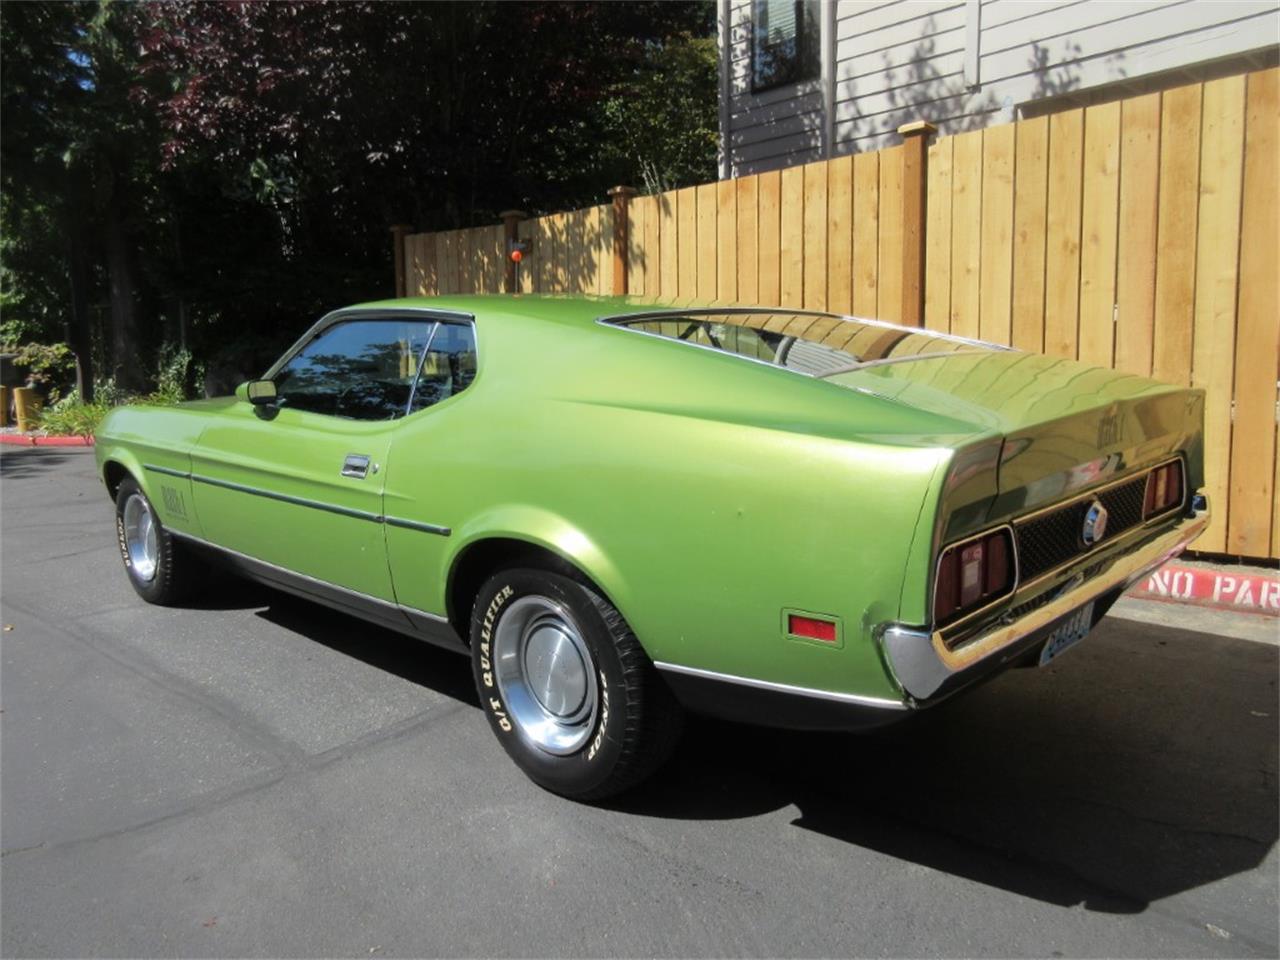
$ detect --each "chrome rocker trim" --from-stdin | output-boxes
[654,661,908,710]
[654,661,909,732]
[881,497,1210,702]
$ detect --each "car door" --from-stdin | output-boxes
[190,314,438,606]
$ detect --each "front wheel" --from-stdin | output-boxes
[114,477,201,605]
[470,568,682,800]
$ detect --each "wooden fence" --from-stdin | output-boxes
[399,67,1279,561]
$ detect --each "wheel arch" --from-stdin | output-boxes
[445,530,628,647]
[99,450,147,503]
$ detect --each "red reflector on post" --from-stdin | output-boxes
[788,615,837,642]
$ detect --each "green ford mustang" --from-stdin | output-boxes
[96,295,1208,799]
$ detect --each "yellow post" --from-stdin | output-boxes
[0,385,9,427]
[13,387,42,433]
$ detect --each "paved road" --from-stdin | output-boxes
[2,447,1276,958]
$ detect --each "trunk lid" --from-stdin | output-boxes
[826,351,1205,540]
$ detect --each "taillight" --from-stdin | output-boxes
[1143,461,1183,518]
[933,528,1015,627]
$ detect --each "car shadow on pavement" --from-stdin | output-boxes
[225,586,1276,917]
[251,593,481,707]
[613,622,1279,915]
[0,450,77,481]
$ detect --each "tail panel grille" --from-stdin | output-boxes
[1014,474,1152,582]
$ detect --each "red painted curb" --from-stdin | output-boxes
[1127,562,1280,616]
[0,433,94,447]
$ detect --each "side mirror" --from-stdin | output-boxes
[236,379,277,406]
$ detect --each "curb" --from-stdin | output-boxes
[0,433,94,447]
[1126,562,1279,617]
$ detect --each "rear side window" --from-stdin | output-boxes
[408,322,477,414]
[273,317,477,421]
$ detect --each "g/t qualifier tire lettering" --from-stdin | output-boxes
[468,568,683,801]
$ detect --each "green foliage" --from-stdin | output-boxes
[598,34,720,194]
[144,343,197,406]
[36,398,111,437]
[9,341,74,391]
[2,1,718,386]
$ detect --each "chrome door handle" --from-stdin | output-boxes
[341,454,371,479]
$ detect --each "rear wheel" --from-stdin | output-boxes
[114,477,200,605]
[470,568,682,800]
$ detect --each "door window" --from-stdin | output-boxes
[274,319,436,420]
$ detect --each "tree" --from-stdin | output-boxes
[1,1,718,395]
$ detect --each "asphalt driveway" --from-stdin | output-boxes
[2,446,1277,957]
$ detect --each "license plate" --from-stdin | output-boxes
[1038,602,1095,666]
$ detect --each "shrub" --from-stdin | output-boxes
[36,400,111,437]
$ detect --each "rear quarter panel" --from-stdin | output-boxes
[385,316,960,701]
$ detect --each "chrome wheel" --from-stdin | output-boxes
[493,595,599,756]
[122,493,158,583]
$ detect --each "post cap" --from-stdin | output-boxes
[607,186,638,199]
[390,223,412,234]
[498,210,527,221]
[897,121,937,138]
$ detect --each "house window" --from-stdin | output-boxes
[751,0,820,92]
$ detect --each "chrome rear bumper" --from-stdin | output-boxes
[881,498,1210,702]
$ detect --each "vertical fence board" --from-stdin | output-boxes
[1044,110,1084,358]
[423,234,440,295]
[827,156,854,315]
[1115,93,1162,376]
[758,171,782,305]
[949,130,983,339]
[878,145,905,323]
[598,205,614,297]
[438,230,455,294]
[924,136,954,332]
[717,180,738,302]
[1078,102,1121,367]
[627,195,645,297]
[803,161,829,310]
[570,209,587,293]
[643,194,661,299]
[979,125,1015,345]
[697,183,718,301]
[456,230,471,293]
[659,189,678,299]
[677,186,697,299]
[571,208,588,294]
[535,218,551,292]
[516,221,533,293]
[852,151,880,316]
[780,165,805,307]
[1192,75,1247,553]
[1228,68,1279,557]
[736,175,759,304]
[1152,84,1202,386]
[1012,117,1048,352]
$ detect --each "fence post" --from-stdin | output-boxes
[499,210,527,293]
[898,121,935,327]
[391,223,412,297]
[607,186,637,296]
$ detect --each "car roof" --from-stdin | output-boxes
[343,293,675,327]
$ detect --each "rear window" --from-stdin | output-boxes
[602,311,997,377]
